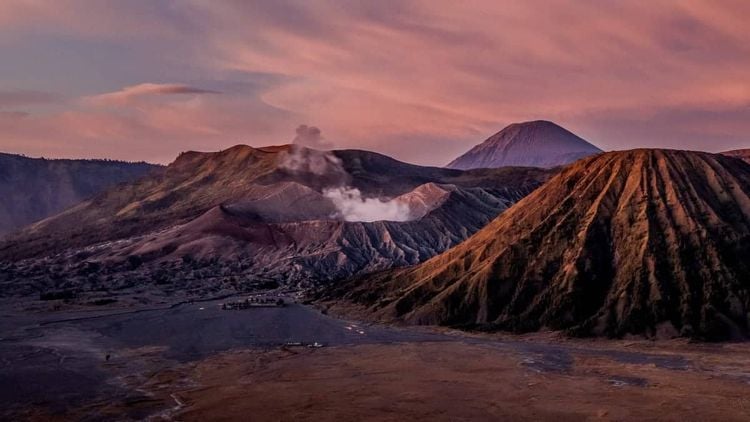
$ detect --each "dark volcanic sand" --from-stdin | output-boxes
[0,298,446,419]
[1,298,750,420]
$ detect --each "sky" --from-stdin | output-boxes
[1,0,749,166]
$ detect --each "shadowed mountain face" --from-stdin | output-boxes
[0,145,551,296]
[323,149,750,341]
[722,149,750,164]
[447,120,602,170]
[0,153,159,236]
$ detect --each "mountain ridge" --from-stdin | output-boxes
[722,148,750,164]
[0,152,160,236]
[322,149,750,340]
[0,145,552,301]
[0,144,550,261]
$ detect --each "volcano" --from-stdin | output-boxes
[0,145,551,297]
[447,120,602,169]
[324,149,750,340]
[0,145,549,260]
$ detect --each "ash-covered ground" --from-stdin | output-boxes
[2,294,750,421]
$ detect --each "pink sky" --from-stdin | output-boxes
[1,0,749,165]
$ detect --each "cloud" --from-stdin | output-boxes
[194,0,750,157]
[0,80,292,163]
[0,0,189,40]
[0,110,29,119]
[3,1,750,164]
[323,186,413,222]
[0,90,58,108]
[85,83,220,106]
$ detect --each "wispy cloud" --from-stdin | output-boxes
[0,89,59,108]
[0,81,290,163]
[84,83,220,106]
[1,1,750,163]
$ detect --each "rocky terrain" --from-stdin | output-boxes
[323,149,750,340]
[0,145,550,303]
[447,120,602,169]
[0,153,159,235]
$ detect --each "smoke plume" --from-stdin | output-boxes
[323,187,413,222]
[279,124,346,177]
[279,145,346,176]
[281,125,417,222]
[292,124,332,150]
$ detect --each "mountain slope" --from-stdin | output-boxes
[0,145,552,301]
[0,153,159,236]
[447,120,602,169]
[53,183,523,287]
[0,145,549,261]
[722,149,750,164]
[324,149,750,340]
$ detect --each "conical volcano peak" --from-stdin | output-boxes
[447,120,602,170]
[503,119,571,132]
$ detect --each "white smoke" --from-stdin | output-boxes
[292,124,332,150]
[323,187,413,222]
[279,124,345,176]
[279,144,345,176]
[280,125,417,222]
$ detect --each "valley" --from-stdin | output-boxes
[3,295,750,421]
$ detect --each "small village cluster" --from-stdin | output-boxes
[221,296,286,310]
